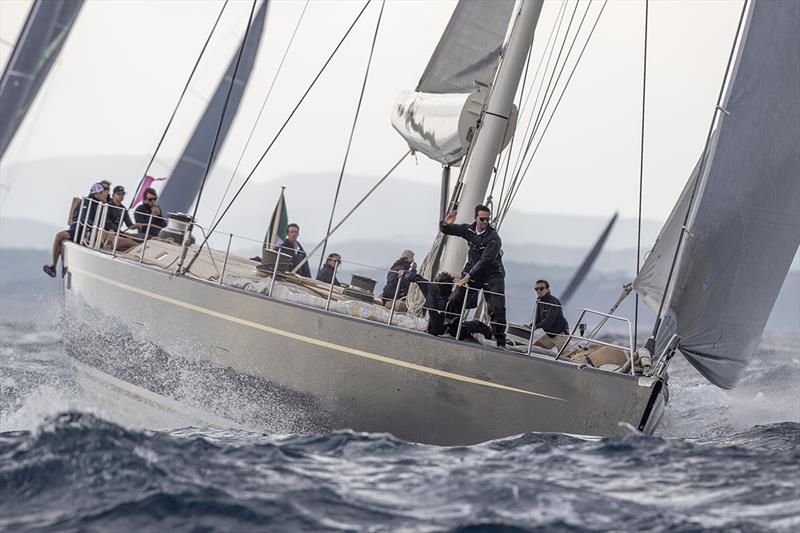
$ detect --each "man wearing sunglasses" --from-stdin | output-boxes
[530,280,570,351]
[439,204,507,348]
[134,187,167,239]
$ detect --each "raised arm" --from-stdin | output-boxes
[439,210,468,238]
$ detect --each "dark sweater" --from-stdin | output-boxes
[534,292,569,337]
[439,222,504,279]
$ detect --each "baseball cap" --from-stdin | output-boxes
[90,182,105,194]
[113,185,126,195]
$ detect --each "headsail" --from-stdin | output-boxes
[0,0,84,160]
[651,0,800,389]
[562,212,618,305]
[159,0,269,215]
[633,157,703,313]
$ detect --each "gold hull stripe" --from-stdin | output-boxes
[70,265,565,402]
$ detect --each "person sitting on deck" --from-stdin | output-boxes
[104,186,140,252]
[316,253,343,286]
[381,249,415,303]
[133,188,167,239]
[528,279,570,352]
[440,204,508,348]
[408,269,493,342]
[279,223,311,278]
[43,182,108,278]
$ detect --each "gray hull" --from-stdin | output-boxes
[62,243,666,445]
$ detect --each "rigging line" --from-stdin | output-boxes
[493,34,534,215]
[188,0,257,236]
[634,0,648,350]
[292,150,411,275]
[498,0,565,209]
[319,0,385,273]
[210,0,310,228]
[128,0,229,208]
[502,0,592,219]
[183,0,373,274]
[500,0,571,216]
[651,0,749,340]
[499,0,607,225]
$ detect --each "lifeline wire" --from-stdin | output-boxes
[319,0,386,272]
[634,0,648,350]
[651,0,750,340]
[129,0,229,208]
[183,0,373,274]
[210,0,311,228]
[189,0,258,233]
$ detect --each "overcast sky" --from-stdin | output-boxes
[0,0,743,224]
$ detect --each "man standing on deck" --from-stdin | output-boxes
[440,204,507,348]
[280,223,311,278]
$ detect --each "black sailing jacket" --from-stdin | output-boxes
[439,221,504,280]
[534,292,569,337]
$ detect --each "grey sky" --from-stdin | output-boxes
[0,0,743,223]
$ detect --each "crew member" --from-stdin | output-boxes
[530,279,570,351]
[440,204,507,348]
[280,223,311,278]
[104,185,139,251]
[43,182,108,278]
[381,250,415,302]
[134,188,167,238]
[317,253,343,286]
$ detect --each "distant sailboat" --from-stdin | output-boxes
[0,0,84,160]
[158,0,269,216]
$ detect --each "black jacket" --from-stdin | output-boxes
[316,263,342,286]
[105,201,134,231]
[68,195,102,239]
[534,292,569,336]
[381,258,413,300]
[134,203,167,237]
[279,240,311,278]
[408,271,451,336]
[439,222,504,281]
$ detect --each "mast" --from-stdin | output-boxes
[437,0,543,275]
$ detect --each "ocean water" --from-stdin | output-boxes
[1,251,799,531]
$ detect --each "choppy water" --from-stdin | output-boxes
[1,253,799,531]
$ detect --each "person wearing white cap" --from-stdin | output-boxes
[43,183,108,278]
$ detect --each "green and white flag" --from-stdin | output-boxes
[263,187,288,259]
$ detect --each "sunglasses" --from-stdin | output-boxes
[535,287,547,291]
[478,216,490,222]
[146,197,157,202]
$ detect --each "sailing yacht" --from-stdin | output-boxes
[51,0,798,444]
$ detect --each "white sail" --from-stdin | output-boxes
[657,0,800,389]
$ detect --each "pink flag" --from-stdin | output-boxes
[131,176,166,208]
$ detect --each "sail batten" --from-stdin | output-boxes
[159,1,269,216]
[653,0,800,389]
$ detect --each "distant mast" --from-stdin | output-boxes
[0,0,84,161]
[436,0,543,275]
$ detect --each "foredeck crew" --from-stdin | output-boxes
[381,250,415,304]
[133,188,167,238]
[529,280,570,351]
[439,204,507,348]
[104,186,139,251]
[317,253,343,286]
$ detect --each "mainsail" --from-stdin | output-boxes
[0,0,84,160]
[640,0,800,389]
[159,0,269,215]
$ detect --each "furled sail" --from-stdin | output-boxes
[562,212,618,305]
[391,0,515,166]
[159,0,269,215]
[0,0,84,160]
[654,0,800,389]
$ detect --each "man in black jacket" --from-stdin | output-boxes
[134,188,167,238]
[439,204,507,347]
[316,253,343,286]
[280,223,311,278]
[530,279,570,351]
